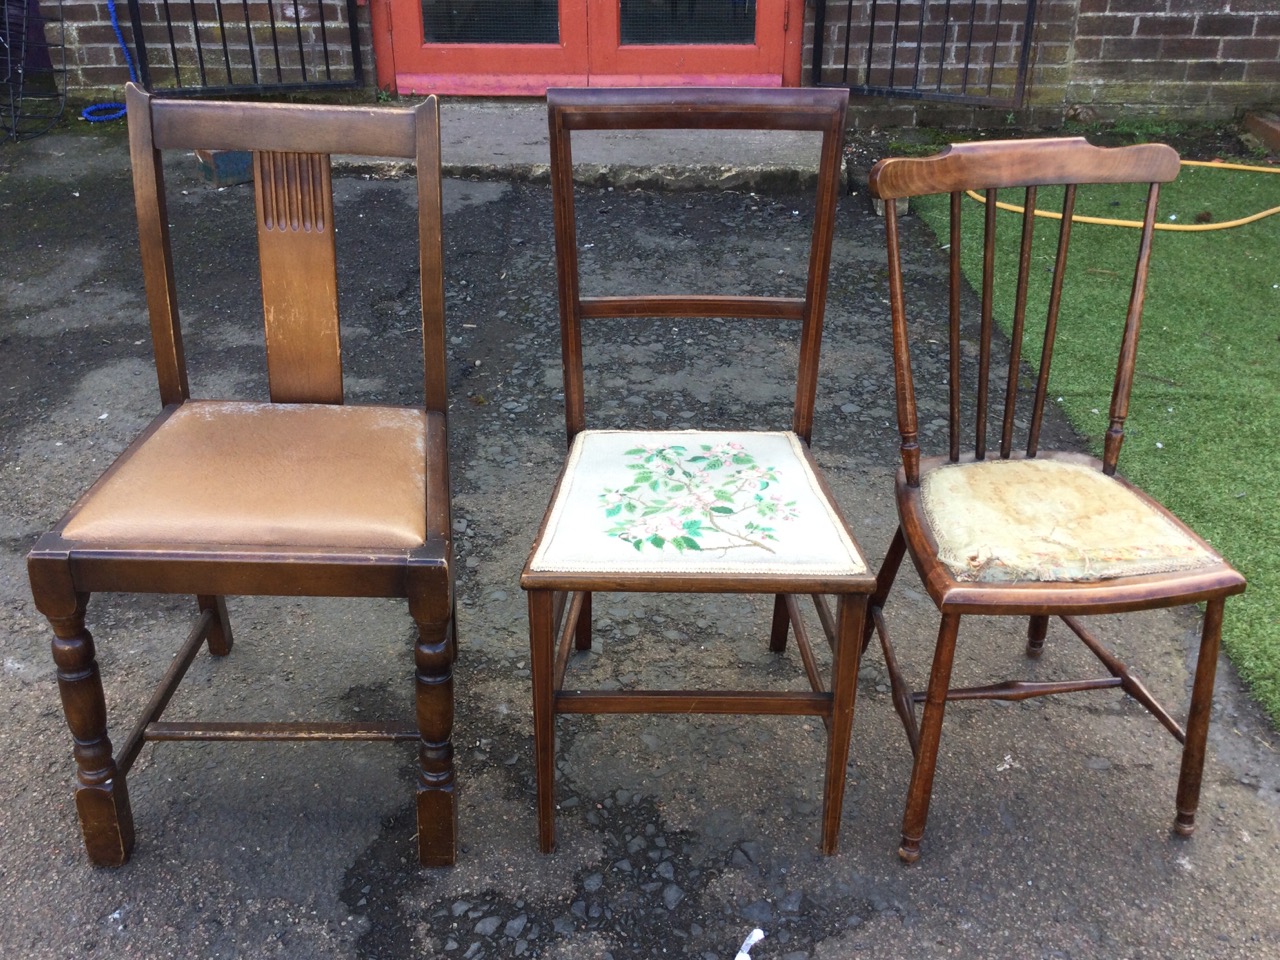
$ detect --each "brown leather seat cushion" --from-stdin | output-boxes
[63,400,427,548]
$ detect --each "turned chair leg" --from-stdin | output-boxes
[1026,615,1049,658]
[528,590,558,852]
[819,594,867,854]
[768,594,790,653]
[31,568,135,867]
[899,612,961,864]
[197,595,234,656]
[1175,597,1225,837]
[409,567,457,867]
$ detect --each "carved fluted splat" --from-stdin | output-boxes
[254,150,343,404]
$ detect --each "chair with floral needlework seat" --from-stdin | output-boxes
[26,84,459,868]
[521,87,875,855]
[865,137,1246,863]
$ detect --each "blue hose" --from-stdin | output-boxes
[81,0,138,123]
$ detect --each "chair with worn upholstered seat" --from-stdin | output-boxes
[27,83,459,867]
[522,87,875,855]
[865,137,1246,863]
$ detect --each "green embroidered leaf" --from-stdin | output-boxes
[703,458,724,471]
[624,448,646,456]
[634,471,653,483]
[605,505,622,518]
[624,502,636,514]
[732,454,754,465]
[689,456,708,463]
[674,536,702,551]
[710,506,734,515]
[714,489,735,504]
[683,520,703,532]
[648,535,666,549]
[633,538,645,552]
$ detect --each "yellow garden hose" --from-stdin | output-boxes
[965,159,1280,232]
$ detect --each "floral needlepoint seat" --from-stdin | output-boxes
[920,456,1217,584]
[530,430,865,577]
[522,87,873,857]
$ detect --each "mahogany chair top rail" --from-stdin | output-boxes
[547,86,849,445]
[867,136,1181,487]
[124,82,448,415]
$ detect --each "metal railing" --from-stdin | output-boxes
[812,0,1038,109]
[125,0,363,96]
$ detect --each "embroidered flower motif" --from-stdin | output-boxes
[598,443,798,554]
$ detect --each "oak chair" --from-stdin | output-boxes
[522,87,874,855]
[27,83,459,867]
[866,138,1246,863]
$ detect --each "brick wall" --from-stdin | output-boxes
[811,0,1278,125]
[46,0,1280,122]
[1067,0,1279,119]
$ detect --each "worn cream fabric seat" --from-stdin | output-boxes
[920,456,1217,583]
[530,430,865,577]
[64,401,427,548]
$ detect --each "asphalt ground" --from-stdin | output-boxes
[1,113,1278,960]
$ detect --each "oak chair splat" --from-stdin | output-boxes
[522,87,875,856]
[27,83,459,868]
[865,136,1246,863]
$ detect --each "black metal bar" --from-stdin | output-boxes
[316,0,332,81]
[936,0,952,92]
[291,0,307,83]
[239,0,260,86]
[212,0,233,85]
[187,0,208,87]
[266,0,284,83]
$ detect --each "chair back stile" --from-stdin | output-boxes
[871,137,1179,487]
[547,88,848,447]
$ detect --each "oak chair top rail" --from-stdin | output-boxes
[869,137,1181,198]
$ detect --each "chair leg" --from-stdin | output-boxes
[863,526,907,653]
[1175,597,1225,837]
[899,612,961,864]
[29,563,135,867]
[768,593,790,653]
[820,593,868,854]
[1026,615,1049,659]
[408,567,457,867]
[528,590,558,852]
[575,591,592,652]
[197,595,234,656]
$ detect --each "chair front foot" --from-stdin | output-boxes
[898,835,922,864]
[1026,615,1049,659]
[416,765,457,867]
[76,776,136,867]
[1173,811,1197,837]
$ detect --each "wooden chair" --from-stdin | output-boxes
[522,87,874,855]
[866,138,1246,863]
[26,83,459,867]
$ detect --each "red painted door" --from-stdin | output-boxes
[376,0,792,95]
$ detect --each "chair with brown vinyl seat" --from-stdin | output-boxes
[27,83,459,867]
[865,137,1246,863]
[521,87,875,855]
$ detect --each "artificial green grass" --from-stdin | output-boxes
[910,163,1280,723]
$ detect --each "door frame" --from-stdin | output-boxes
[371,0,804,95]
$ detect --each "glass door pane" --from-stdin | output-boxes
[619,0,756,46]
[422,0,560,44]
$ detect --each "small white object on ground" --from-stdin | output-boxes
[735,928,766,959]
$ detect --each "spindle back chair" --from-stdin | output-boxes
[866,137,1245,863]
